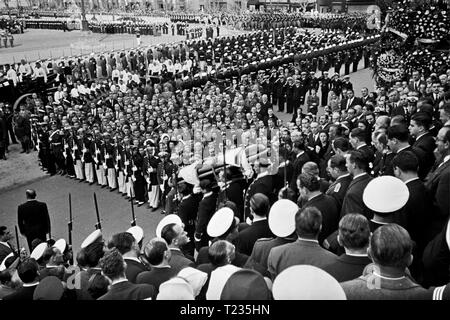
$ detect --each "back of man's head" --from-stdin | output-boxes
[302,161,319,176]
[18,258,39,284]
[100,248,125,281]
[369,224,412,270]
[83,241,105,268]
[387,124,409,143]
[26,189,37,200]
[348,150,369,172]
[298,173,321,192]
[329,154,347,172]
[208,240,234,267]
[392,151,419,174]
[350,128,366,143]
[250,193,270,217]
[338,214,370,250]
[108,232,135,255]
[161,223,178,246]
[333,137,351,152]
[144,238,169,266]
[295,207,322,239]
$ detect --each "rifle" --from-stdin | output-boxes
[14,225,20,258]
[93,193,102,230]
[222,131,227,202]
[130,188,136,227]
[68,193,74,265]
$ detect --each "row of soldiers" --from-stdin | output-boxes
[89,21,170,35]
[36,125,177,208]
[21,19,69,31]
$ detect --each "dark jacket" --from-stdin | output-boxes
[323,254,371,282]
[413,133,436,180]
[168,249,195,274]
[17,200,51,240]
[136,267,176,292]
[195,192,218,247]
[302,193,340,245]
[98,280,155,300]
[235,219,274,256]
[124,258,149,284]
[2,284,38,300]
[325,173,352,212]
[341,173,373,219]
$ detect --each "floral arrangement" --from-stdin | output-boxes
[370,0,450,84]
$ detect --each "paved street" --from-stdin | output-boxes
[0,25,246,64]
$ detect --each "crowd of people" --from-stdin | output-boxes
[89,21,170,36]
[0,8,450,301]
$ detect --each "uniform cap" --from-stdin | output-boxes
[207,207,235,238]
[81,229,102,249]
[0,252,14,271]
[30,242,48,260]
[127,226,144,243]
[363,176,409,213]
[156,214,182,238]
[272,265,346,300]
[33,276,64,300]
[53,239,67,253]
[268,200,298,237]
[157,277,194,300]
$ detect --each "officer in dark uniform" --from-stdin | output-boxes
[344,50,352,76]
[320,71,331,107]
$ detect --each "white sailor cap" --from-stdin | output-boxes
[127,226,144,243]
[0,252,14,271]
[160,133,170,141]
[363,176,409,214]
[30,242,48,260]
[268,200,298,238]
[207,207,235,238]
[156,214,183,238]
[273,265,346,300]
[81,229,102,249]
[53,239,67,253]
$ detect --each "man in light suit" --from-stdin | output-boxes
[267,207,337,280]
[17,189,51,251]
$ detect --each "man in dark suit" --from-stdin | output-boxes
[290,140,310,193]
[243,158,275,219]
[341,150,373,219]
[162,223,195,274]
[299,173,340,245]
[107,232,148,283]
[274,147,294,193]
[267,207,337,280]
[136,238,176,293]
[350,128,375,166]
[244,199,298,277]
[323,214,371,282]
[0,226,13,263]
[409,112,436,180]
[408,70,425,92]
[424,126,450,240]
[340,89,363,111]
[236,193,273,256]
[194,179,218,251]
[177,183,200,255]
[98,249,155,300]
[392,151,431,281]
[3,258,40,300]
[326,154,352,212]
[17,189,51,251]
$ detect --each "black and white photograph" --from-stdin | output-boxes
[0,0,449,306]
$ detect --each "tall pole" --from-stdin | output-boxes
[81,0,89,31]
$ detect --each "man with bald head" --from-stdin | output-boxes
[17,189,51,251]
